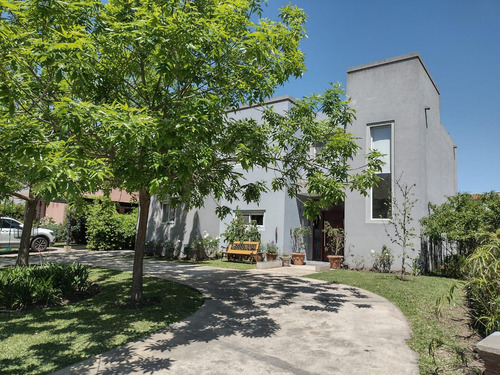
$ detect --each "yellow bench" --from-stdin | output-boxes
[224,241,261,263]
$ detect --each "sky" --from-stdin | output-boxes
[261,0,500,193]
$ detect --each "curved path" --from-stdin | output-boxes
[1,250,419,374]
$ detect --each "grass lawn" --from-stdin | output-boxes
[0,267,204,375]
[306,270,483,374]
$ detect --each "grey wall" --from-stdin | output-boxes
[344,53,457,269]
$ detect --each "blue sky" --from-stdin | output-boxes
[262,0,500,193]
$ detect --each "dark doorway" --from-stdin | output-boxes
[311,205,344,261]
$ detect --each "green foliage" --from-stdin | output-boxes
[0,267,204,375]
[263,241,279,254]
[37,216,66,242]
[0,263,91,310]
[86,199,137,251]
[191,231,220,260]
[222,210,261,244]
[441,254,466,279]
[421,192,500,256]
[463,229,500,334]
[290,226,310,253]
[0,199,24,221]
[323,222,345,255]
[371,245,394,273]
[145,240,179,259]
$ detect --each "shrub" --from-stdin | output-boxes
[441,253,466,279]
[37,217,66,242]
[371,245,394,273]
[0,263,91,310]
[86,199,137,251]
[191,231,220,260]
[222,210,261,244]
[463,230,500,334]
[145,240,179,259]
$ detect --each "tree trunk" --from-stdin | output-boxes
[16,196,39,267]
[130,187,151,302]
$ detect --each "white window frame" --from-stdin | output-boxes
[366,122,394,223]
[238,210,265,229]
[161,201,176,225]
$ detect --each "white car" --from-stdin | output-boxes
[0,217,56,252]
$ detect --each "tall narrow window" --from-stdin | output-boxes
[370,125,392,219]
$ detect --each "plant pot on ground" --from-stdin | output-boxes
[280,254,291,267]
[323,222,345,269]
[263,241,279,262]
[290,226,310,266]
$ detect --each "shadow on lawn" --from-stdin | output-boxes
[4,252,374,374]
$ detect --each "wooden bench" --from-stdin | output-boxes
[223,241,261,263]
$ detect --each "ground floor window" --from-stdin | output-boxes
[239,210,265,227]
[161,202,176,224]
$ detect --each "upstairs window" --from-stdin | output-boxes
[370,125,392,219]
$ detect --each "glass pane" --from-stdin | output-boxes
[371,126,391,174]
[250,214,264,226]
[372,173,391,219]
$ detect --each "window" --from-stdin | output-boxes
[370,125,392,219]
[161,202,176,224]
[1,219,20,229]
[311,141,325,157]
[239,210,265,227]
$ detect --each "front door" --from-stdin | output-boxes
[312,206,344,261]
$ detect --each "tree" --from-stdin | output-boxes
[421,191,500,256]
[2,0,383,302]
[385,177,418,280]
[0,0,109,266]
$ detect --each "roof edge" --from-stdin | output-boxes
[229,95,296,112]
[347,53,440,95]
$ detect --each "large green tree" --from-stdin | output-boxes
[0,0,108,266]
[1,0,383,302]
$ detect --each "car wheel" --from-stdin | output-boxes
[31,236,49,252]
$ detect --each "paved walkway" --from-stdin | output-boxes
[0,250,419,374]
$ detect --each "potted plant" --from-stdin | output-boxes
[264,241,279,261]
[280,253,291,266]
[290,226,310,265]
[323,222,345,269]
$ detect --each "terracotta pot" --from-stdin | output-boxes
[266,253,278,261]
[291,252,306,265]
[327,255,343,269]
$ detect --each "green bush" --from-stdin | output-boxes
[86,199,137,251]
[0,199,25,221]
[464,230,500,334]
[222,210,261,244]
[441,253,466,279]
[37,217,66,242]
[371,245,394,273]
[0,263,91,310]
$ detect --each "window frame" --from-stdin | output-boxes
[238,210,265,229]
[367,122,394,222]
[161,201,176,225]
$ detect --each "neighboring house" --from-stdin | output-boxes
[43,189,138,224]
[146,53,457,269]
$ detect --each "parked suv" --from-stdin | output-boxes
[0,217,56,252]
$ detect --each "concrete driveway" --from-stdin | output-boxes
[0,250,419,374]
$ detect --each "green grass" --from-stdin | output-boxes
[306,270,482,374]
[0,267,204,375]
